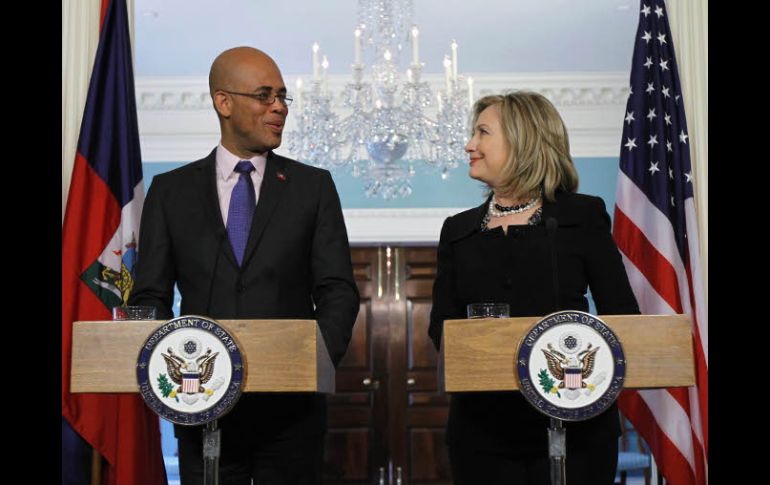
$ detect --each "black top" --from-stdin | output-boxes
[430,191,640,454]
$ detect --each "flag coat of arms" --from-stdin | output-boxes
[564,367,582,390]
[182,373,201,394]
[62,1,167,483]
[613,2,707,484]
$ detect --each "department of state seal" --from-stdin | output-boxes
[515,310,626,421]
[136,315,244,425]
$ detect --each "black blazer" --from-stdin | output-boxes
[429,191,639,453]
[130,149,360,442]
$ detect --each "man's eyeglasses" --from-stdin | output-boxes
[221,90,293,107]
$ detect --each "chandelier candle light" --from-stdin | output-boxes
[287,0,473,199]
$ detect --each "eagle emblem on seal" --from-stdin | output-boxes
[541,341,599,390]
[162,342,219,394]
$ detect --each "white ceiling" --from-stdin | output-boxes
[134,0,639,77]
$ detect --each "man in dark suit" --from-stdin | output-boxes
[129,46,360,485]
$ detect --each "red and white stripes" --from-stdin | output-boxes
[613,170,708,485]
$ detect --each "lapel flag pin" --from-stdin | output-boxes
[277,172,286,181]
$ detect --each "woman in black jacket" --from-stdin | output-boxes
[429,91,639,485]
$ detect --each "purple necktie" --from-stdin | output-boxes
[226,161,256,266]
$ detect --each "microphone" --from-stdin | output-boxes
[545,217,560,310]
[206,228,228,317]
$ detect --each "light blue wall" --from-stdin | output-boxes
[143,157,620,213]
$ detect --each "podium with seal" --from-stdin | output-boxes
[438,311,694,485]
[70,316,335,485]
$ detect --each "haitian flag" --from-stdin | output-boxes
[62,0,166,484]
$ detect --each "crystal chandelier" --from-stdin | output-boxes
[287,0,473,199]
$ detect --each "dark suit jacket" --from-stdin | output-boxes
[429,191,639,454]
[129,149,359,444]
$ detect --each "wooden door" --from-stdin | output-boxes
[324,247,390,484]
[324,246,450,485]
[390,247,451,485]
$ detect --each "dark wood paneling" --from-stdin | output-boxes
[325,246,448,485]
[324,429,371,482]
[401,248,451,485]
[408,299,440,370]
[409,428,451,484]
[327,407,372,427]
[406,408,449,427]
[325,248,385,485]
[338,301,370,370]
[408,392,448,407]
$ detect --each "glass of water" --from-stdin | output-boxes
[466,303,510,319]
[112,305,157,321]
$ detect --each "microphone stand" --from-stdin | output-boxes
[203,420,220,485]
[548,418,567,485]
[546,217,566,484]
[202,229,226,485]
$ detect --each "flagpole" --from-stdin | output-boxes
[90,450,102,485]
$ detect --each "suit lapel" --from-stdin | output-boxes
[193,149,239,268]
[241,152,288,267]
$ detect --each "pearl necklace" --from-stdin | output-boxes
[488,192,541,217]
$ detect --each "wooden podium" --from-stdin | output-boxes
[70,319,335,394]
[70,318,335,485]
[439,313,695,484]
[439,314,695,392]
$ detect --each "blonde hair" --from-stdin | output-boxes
[472,91,579,202]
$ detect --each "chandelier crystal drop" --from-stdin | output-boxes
[287,0,473,199]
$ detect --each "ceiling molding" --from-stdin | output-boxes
[137,72,629,160]
[343,207,467,244]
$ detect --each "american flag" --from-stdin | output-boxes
[612,2,707,484]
